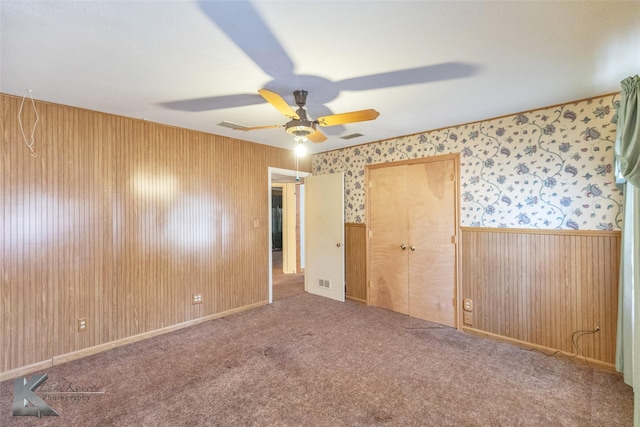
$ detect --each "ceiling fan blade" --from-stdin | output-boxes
[308,130,327,143]
[236,124,283,132]
[258,89,299,119]
[317,109,380,127]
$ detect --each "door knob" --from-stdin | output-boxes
[410,245,416,251]
[400,244,406,250]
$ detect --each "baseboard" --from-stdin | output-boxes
[0,360,53,383]
[346,296,367,304]
[0,300,268,382]
[462,326,617,372]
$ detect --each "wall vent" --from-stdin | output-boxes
[318,279,331,289]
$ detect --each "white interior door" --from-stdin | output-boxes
[305,173,345,302]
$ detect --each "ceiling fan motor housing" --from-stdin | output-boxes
[286,91,316,136]
[293,90,308,107]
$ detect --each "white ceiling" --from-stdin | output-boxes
[2,1,639,155]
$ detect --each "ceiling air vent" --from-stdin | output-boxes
[217,121,247,130]
[341,133,364,140]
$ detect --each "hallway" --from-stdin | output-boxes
[272,250,304,300]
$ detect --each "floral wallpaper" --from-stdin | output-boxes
[312,94,623,230]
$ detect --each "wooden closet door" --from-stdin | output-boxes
[407,159,456,326]
[368,165,409,314]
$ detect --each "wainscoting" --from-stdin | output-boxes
[345,223,366,303]
[344,223,620,367]
[0,94,310,379]
[461,227,620,367]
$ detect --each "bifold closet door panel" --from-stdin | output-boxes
[407,160,456,327]
[368,165,409,314]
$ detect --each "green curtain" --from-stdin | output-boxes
[614,75,640,424]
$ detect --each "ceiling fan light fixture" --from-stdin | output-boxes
[285,119,317,137]
[294,137,307,157]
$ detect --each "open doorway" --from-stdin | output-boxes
[268,167,311,303]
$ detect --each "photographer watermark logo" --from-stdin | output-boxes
[13,374,59,418]
[13,373,106,418]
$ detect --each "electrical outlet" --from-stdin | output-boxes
[78,318,88,332]
[192,293,203,304]
[463,311,473,326]
[253,219,259,228]
[463,298,473,312]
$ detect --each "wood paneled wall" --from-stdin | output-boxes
[345,223,366,303]
[0,94,310,377]
[461,227,620,366]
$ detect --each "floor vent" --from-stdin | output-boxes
[318,279,331,289]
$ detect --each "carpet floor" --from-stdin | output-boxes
[0,259,634,426]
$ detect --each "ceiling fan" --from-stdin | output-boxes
[234,89,380,143]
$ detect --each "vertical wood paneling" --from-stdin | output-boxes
[1,94,309,375]
[345,223,366,303]
[461,227,620,365]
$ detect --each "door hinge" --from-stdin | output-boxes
[451,235,457,244]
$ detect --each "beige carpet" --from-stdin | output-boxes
[0,257,633,426]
